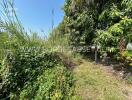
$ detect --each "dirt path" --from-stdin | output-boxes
[73,60,132,100]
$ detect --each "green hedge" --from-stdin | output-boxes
[0,46,75,99]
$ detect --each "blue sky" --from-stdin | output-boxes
[15,0,65,36]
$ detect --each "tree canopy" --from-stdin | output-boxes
[59,0,132,54]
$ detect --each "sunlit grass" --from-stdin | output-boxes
[74,60,128,100]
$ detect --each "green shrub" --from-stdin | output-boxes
[0,46,60,96]
[0,45,75,99]
[122,50,132,67]
[19,65,74,100]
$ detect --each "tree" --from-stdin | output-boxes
[95,0,132,55]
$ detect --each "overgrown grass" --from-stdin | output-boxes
[0,0,76,99]
[74,60,128,100]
